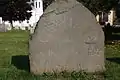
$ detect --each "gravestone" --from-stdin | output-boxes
[0,23,7,32]
[29,0,105,74]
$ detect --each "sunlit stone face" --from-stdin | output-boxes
[29,0,105,74]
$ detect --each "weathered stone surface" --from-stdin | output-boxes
[29,0,105,74]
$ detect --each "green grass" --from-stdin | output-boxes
[0,30,30,80]
[0,30,119,80]
[105,44,120,80]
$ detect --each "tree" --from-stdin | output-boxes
[43,0,54,11]
[77,0,119,16]
[2,0,32,28]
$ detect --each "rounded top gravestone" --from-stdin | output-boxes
[29,0,105,74]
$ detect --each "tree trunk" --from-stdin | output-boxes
[10,20,14,29]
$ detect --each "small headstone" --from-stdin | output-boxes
[0,17,2,24]
[0,23,7,32]
[29,0,105,74]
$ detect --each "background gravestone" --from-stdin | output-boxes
[0,23,7,32]
[29,0,105,74]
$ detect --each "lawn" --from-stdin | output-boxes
[105,44,120,80]
[0,30,119,80]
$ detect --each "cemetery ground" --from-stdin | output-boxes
[0,30,119,80]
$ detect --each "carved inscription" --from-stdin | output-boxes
[85,36,100,56]
[48,49,55,56]
[44,21,57,32]
[88,44,100,56]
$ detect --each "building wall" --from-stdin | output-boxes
[96,10,116,26]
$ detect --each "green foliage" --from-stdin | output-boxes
[43,0,54,10]
[78,0,119,15]
[2,0,32,24]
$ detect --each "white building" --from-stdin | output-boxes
[0,0,43,33]
[96,10,116,26]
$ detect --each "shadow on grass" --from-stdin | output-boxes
[106,34,120,41]
[102,26,120,45]
[106,57,120,64]
[11,55,30,72]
